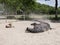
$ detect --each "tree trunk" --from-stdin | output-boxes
[55,0,58,19]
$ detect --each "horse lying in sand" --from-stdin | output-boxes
[26,21,52,33]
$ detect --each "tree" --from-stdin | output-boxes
[0,0,36,15]
[55,0,58,19]
[45,0,58,19]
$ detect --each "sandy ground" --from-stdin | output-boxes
[0,19,60,45]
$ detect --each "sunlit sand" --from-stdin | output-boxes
[0,19,60,45]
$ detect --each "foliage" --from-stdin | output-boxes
[0,0,60,15]
[0,0,36,14]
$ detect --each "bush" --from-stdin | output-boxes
[7,16,16,19]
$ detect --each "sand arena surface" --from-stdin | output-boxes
[0,19,60,45]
